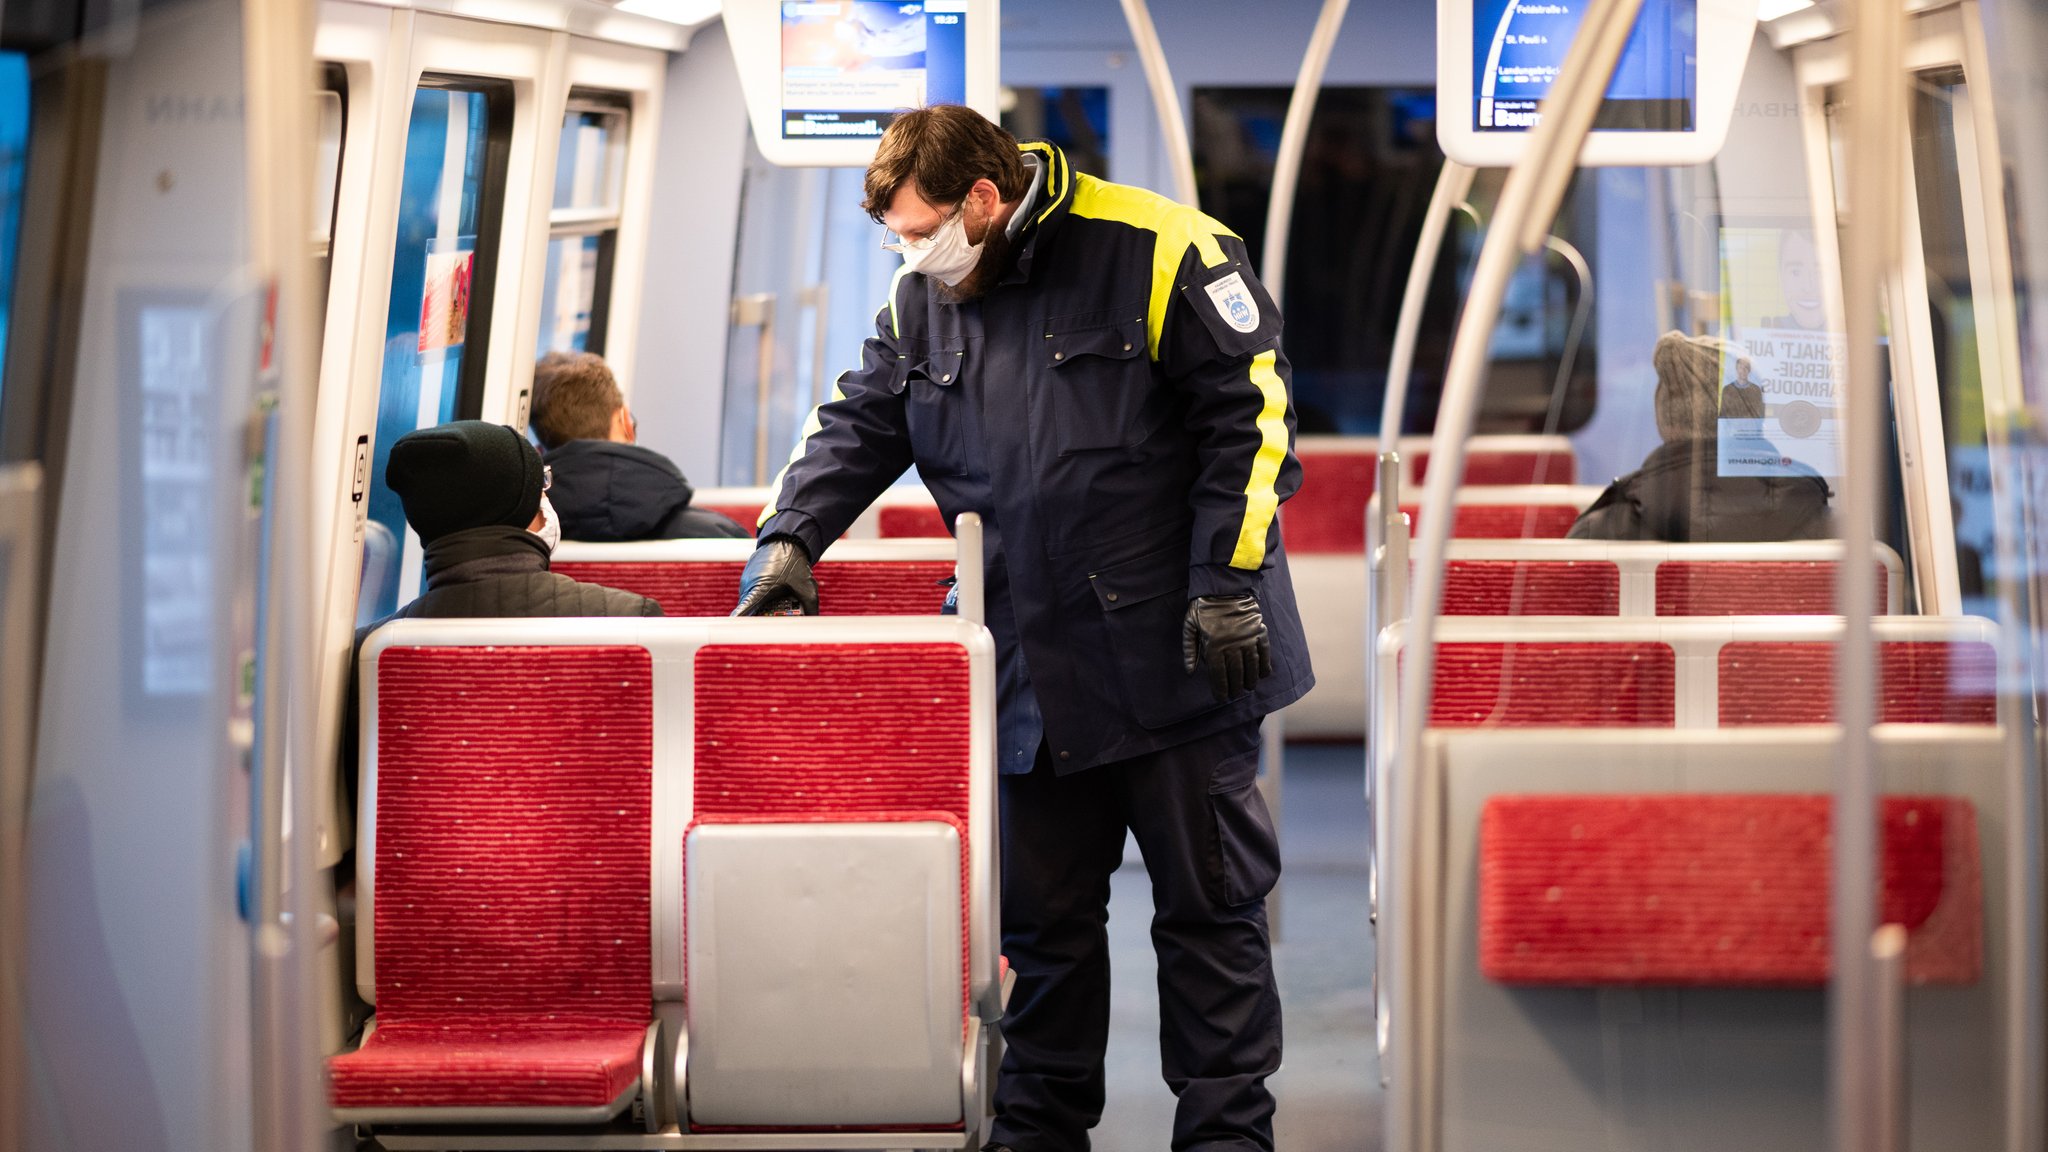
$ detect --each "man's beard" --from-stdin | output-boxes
[936,225,1013,303]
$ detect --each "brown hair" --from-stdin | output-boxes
[862,105,1030,224]
[529,351,622,450]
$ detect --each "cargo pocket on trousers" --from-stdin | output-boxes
[1207,747,1281,907]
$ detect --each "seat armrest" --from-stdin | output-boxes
[640,1021,661,1133]
[669,1017,690,1131]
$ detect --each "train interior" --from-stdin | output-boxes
[6,0,2048,1148]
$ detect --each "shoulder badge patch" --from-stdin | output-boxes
[1203,271,1260,334]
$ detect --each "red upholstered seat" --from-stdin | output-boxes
[551,559,954,617]
[330,646,654,1112]
[689,643,974,1133]
[1718,641,1997,725]
[1442,560,1621,616]
[1413,450,1577,486]
[879,505,950,538]
[1400,503,1582,539]
[1479,794,1982,985]
[1281,451,1378,554]
[1424,642,1675,727]
[1656,560,1890,616]
[701,503,767,528]
[329,1027,648,1110]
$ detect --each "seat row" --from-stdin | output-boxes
[330,616,1003,1150]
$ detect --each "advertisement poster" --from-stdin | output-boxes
[1716,224,1844,479]
[417,247,474,357]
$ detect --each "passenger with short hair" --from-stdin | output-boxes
[344,420,660,815]
[1569,331,1833,542]
[529,351,747,541]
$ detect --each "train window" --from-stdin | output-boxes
[1001,87,1109,178]
[1911,68,1992,616]
[1189,86,1597,435]
[0,52,28,395]
[537,94,628,356]
[359,78,512,623]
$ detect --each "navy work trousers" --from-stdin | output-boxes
[990,720,1283,1152]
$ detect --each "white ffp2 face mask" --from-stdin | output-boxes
[536,493,562,554]
[900,209,984,288]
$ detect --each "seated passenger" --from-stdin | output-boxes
[529,351,748,541]
[344,421,660,815]
[1569,331,1833,542]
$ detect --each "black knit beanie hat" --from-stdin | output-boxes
[385,421,545,544]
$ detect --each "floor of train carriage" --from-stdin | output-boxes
[1097,742,1379,1151]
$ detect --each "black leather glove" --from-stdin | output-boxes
[1181,594,1273,701]
[731,537,818,617]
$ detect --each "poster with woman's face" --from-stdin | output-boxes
[1716,223,1844,479]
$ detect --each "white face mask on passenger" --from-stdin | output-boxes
[535,493,561,554]
[901,210,984,288]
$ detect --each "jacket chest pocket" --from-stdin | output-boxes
[1045,313,1154,454]
[894,336,973,478]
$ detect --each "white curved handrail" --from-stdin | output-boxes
[1261,0,1352,307]
[1117,0,1199,207]
[1383,0,1643,1147]
[1379,161,1478,445]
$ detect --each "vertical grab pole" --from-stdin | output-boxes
[1262,0,1353,308]
[1384,0,1640,1147]
[0,464,43,1152]
[1835,1,1904,1150]
[953,511,985,627]
[1117,0,1200,208]
[733,293,778,486]
[1379,162,1477,444]
[242,0,327,1140]
[1873,924,1910,1152]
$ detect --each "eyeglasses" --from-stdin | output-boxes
[880,204,962,254]
[542,464,553,493]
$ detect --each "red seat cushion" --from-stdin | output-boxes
[879,505,950,538]
[689,643,975,1132]
[701,502,767,528]
[1656,560,1890,616]
[1401,503,1582,539]
[1480,794,1981,985]
[330,1025,647,1110]
[552,559,954,617]
[1413,450,1576,485]
[329,646,654,1111]
[1282,451,1378,554]
[1719,641,1997,725]
[1423,642,1675,727]
[1443,560,1621,615]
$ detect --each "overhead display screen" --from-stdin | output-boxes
[781,1,969,140]
[1473,0,1696,133]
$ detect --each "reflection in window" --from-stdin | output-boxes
[361,83,505,622]
[538,95,627,356]
[1001,87,1109,178]
[0,53,29,388]
[1189,86,1597,435]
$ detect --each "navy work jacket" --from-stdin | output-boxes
[759,142,1313,773]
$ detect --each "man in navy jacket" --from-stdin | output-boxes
[733,107,1311,1152]
[530,351,747,541]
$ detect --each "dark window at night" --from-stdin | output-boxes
[1191,86,1596,436]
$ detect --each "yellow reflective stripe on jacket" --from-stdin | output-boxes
[1229,349,1289,569]
[761,269,915,527]
[1067,174,1234,359]
[1017,140,1070,228]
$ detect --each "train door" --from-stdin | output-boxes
[0,0,283,1145]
